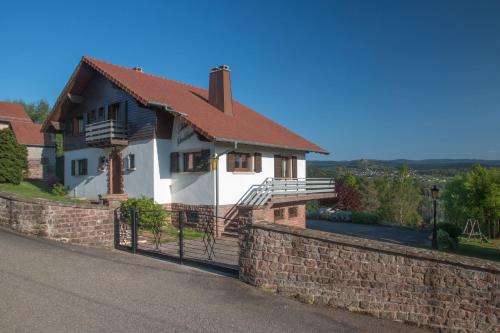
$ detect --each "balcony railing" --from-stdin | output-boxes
[85,120,127,146]
[239,177,336,206]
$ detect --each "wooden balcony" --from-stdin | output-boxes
[85,120,128,147]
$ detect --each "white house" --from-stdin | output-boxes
[43,57,335,232]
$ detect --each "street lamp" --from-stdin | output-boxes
[431,185,439,249]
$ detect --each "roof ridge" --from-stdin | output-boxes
[83,56,208,94]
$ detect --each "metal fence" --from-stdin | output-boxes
[115,208,241,275]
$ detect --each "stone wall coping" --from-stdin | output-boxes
[251,221,500,274]
[0,191,111,210]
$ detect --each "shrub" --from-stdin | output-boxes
[437,222,462,240]
[51,183,68,196]
[437,229,457,250]
[0,128,28,184]
[331,211,352,222]
[120,197,169,249]
[47,175,61,188]
[351,212,381,225]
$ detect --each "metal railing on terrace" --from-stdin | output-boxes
[239,177,335,206]
[85,120,127,144]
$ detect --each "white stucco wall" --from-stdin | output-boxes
[64,147,108,199]
[122,139,155,199]
[65,140,157,200]
[169,118,214,205]
[215,146,306,205]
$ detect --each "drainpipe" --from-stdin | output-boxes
[213,141,238,236]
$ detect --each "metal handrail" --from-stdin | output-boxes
[240,177,335,206]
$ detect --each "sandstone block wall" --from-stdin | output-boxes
[0,192,114,247]
[239,222,500,332]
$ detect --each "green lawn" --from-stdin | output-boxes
[0,180,86,203]
[447,238,500,262]
[139,223,205,244]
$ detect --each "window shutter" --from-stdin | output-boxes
[292,156,297,178]
[170,152,179,173]
[254,153,262,173]
[274,155,282,178]
[81,159,88,176]
[201,149,211,171]
[227,152,235,172]
[71,160,76,176]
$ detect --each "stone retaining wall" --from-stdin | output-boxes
[0,192,114,247]
[239,222,500,332]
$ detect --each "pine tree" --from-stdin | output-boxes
[0,128,28,184]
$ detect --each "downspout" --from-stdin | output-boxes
[214,141,238,236]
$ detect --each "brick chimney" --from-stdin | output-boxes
[208,65,233,116]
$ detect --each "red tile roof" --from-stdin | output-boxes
[0,102,32,123]
[9,121,45,146]
[50,56,328,154]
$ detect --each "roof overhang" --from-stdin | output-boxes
[214,137,329,155]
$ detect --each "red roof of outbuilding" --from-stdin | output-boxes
[0,102,32,123]
[9,122,45,146]
[48,56,328,153]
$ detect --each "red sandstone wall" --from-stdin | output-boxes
[0,192,114,247]
[239,222,500,332]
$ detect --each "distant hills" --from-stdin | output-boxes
[307,159,500,178]
[308,159,500,170]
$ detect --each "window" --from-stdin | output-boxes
[183,150,210,172]
[288,207,298,218]
[170,152,180,172]
[73,117,84,136]
[274,209,284,221]
[71,159,88,176]
[128,154,136,170]
[98,107,105,121]
[227,152,255,172]
[88,110,96,124]
[108,103,120,120]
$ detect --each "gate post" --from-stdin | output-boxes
[179,211,185,264]
[113,209,119,248]
[130,207,138,254]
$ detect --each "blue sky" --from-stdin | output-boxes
[1,0,499,160]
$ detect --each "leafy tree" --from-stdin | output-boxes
[376,164,422,226]
[359,177,379,212]
[0,128,28,184]
[120,197,170,249]
[442,165,500,237]
[12,99,51,124]
[328,179,363,211]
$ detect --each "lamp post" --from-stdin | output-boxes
[431,185,439,249]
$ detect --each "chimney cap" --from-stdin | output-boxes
[211,65,230,72]
[132,67,143,72]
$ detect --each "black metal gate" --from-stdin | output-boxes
[115,208,240,276]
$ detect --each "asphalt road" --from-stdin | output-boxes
[0,229,429,333]
[307,219,431,247]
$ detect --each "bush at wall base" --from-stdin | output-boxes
[120,197,170,249]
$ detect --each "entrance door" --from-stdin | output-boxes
[109,153,123,194]
[274,155,298,179]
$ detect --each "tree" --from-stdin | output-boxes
[359,177,379,212]
[376,164,423,226]
[324,178,362,211]
[0,128,28,184]
[443,165,500,237]
[12,99,51,124]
